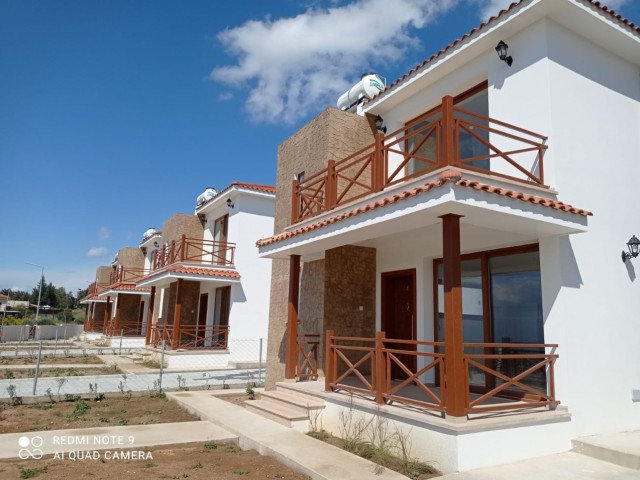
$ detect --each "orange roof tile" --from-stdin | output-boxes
[256,169,592,247]
[197,181,276,210]
[0,294,9,300]
[106,283,151,293]
[367,0,640,104]
[139,264,241,283]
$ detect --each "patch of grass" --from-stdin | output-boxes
[20,466,48,479]
[143,462,156,468]
[69,399,91,420]
[30,403,53,410]
[118,418,129,426]
[233,469,248,476]
[191,462,203,469]
[203,441,218,450]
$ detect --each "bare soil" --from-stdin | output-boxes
[0,396,199,433]
[0,442,309,479]
[0,366,120,379]
[0,355,104,366]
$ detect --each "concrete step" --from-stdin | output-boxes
[572,431,640,469]
[276,382,326,404]
[261,390,325,411]
[245,399,309,427]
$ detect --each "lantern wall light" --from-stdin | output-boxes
[495,40,513,67]
[622,235,640,263]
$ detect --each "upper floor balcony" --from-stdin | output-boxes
[151,234,236,271]
[109,267,148,286]
[292,95,548,224]
[87,281,109,296]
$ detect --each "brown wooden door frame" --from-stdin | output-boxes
[381,269,417,378]
[197,293,209,346]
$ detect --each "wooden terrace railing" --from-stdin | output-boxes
[292,95,548,223]
[463,342,558,413]
[152,235,235,270]
[149,323,229,350]
[325,330,558,415]
[109,267,148,285]
[296,334,320,380]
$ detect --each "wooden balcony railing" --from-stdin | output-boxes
[152,235,235,270]
[325,330,558,415]
[292,95,548,223]
[149,323,229,350]
[296,334,320,380]
[109,267,148,285]
[87,282,109,296]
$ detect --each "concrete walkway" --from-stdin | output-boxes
[439,451,640,479]
[167,390,408,480]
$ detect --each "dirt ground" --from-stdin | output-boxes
[0,396,199,433]
[0,355,104,366]
[0,442,310,479]
[0,366,120,379]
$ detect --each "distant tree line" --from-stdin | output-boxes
[1,278,88,325]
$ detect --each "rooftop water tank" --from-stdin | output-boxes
[337,73,385,113]
[196,187,217,206]
[142,228,157,241]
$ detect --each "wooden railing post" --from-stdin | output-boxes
[172,279,184,350]
[440,213,466,417]
[145,286,156,345]
[325,329,335,392]
[325,160,337,211]
[375,331,386,404]
[372,132,385,191]
[291,179,300,223]
[441,95,455,167]
[180,234,186,261]
[285,255,301,379]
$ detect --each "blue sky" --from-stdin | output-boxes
[1,0,639,293]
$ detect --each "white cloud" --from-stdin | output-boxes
[87,247,109,258]
[218,91,234,101]
[98,227,110,241]
[211,0,456,124]
[601,0,629,10]
[470,0,514,20]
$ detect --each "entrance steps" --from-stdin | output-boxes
[245,382,325,430]
[572,431,640,469]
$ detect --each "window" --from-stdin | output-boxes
[435,245,544,394]
[406,82,489,177]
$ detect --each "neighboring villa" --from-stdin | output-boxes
[257,0,640,473]
[97,248,150,347]
[80,265,112,336]
[135,182,275,368]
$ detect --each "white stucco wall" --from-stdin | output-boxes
[202,191,274,345]
[358,7,640,444]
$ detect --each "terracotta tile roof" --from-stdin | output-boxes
[139,264,241,283]
[106,283,151,293]
[256,169,592,247]
[0,294,8,300]
[197,181,276,210]
[366,0,640,104]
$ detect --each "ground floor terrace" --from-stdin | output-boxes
[259,168,594,426]
[137,268,239,350]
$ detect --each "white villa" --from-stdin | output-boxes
[257,0,640,473]
[136,182,275,368]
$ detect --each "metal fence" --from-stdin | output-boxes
[0,337,266,403]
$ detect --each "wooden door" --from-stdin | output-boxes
[381,269,417,380]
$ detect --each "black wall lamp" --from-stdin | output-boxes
[375,115,387,134]
[153,241,159,248]
[227,198,234,209]
[622,235,640,263]
[495,40,513,67]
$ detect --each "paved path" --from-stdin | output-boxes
[0,367,264,398]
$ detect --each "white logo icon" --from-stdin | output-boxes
[18,436,44,459]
